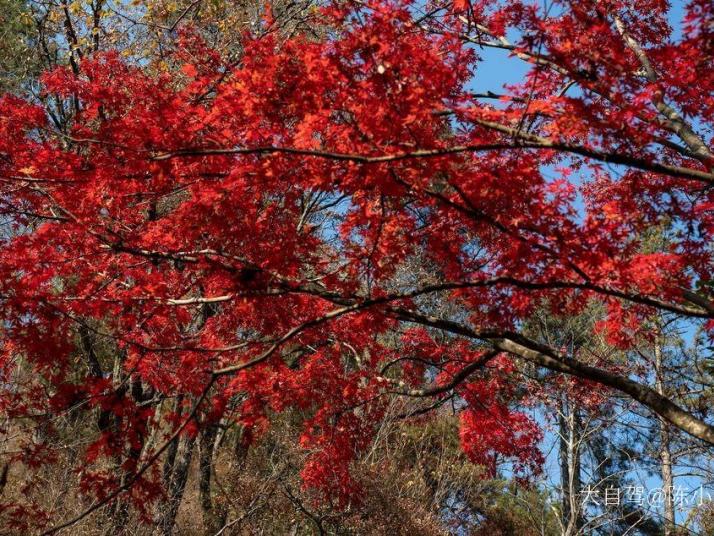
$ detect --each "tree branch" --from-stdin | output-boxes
[390,307,714,446]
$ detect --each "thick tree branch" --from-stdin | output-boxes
[459,15,713,164]
[153,142,714,184]
[390,307,714,446]
[611,13,713,161]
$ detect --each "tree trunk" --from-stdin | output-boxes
[558,398,571,530]
[110,377,150,534]
[199,423,221,535]
[157,395,195,536]
[655,332,675,536]
[158,433,196,536]
[559,396,583,536]
[567,407,583,535]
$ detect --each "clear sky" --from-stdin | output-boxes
[463,2,710,533]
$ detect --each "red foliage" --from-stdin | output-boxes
[0,0,711,525]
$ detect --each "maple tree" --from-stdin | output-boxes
[0,0,712,532]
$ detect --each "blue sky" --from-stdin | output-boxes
[462,1,711,532]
